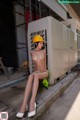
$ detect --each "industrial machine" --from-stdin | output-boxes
[28,16,78,85]
[77,34,80,62]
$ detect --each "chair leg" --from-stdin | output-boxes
[0,59,10,79]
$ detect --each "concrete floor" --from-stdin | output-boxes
[40,76,80,120]
[0,71,78,120]
[0,71,27,111]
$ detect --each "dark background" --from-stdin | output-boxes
[0,0,17,68]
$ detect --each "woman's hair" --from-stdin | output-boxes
[35,42,45,49]
[35,42,39,48]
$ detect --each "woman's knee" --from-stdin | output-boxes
[34,73,39,79]
[28,74,33,80]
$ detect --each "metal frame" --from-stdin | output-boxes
[13,0,28,67]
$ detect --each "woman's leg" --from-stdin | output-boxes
[29,73,39,111]
[19,74,34,113]
[29,71,48,111]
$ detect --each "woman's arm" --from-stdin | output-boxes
[43,49,47,65]
[30,50,33,56]
[30,51,32,55]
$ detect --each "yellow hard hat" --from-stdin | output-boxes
[32,35,44,43]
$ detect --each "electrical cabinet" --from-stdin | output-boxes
[77,34,80,62]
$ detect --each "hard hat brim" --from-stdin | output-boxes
[33,41,47,43]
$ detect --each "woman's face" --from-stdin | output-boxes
[37,42,44,49]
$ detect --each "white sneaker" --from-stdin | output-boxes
[28,110,36,117]
[28,103,37,117]
[16,112,24,118]
[34,102,36,108]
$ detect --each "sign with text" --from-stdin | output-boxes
[58,0,80,3]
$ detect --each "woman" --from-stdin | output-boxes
[16,35,48,118]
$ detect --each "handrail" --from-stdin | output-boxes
[0,75,27,89]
